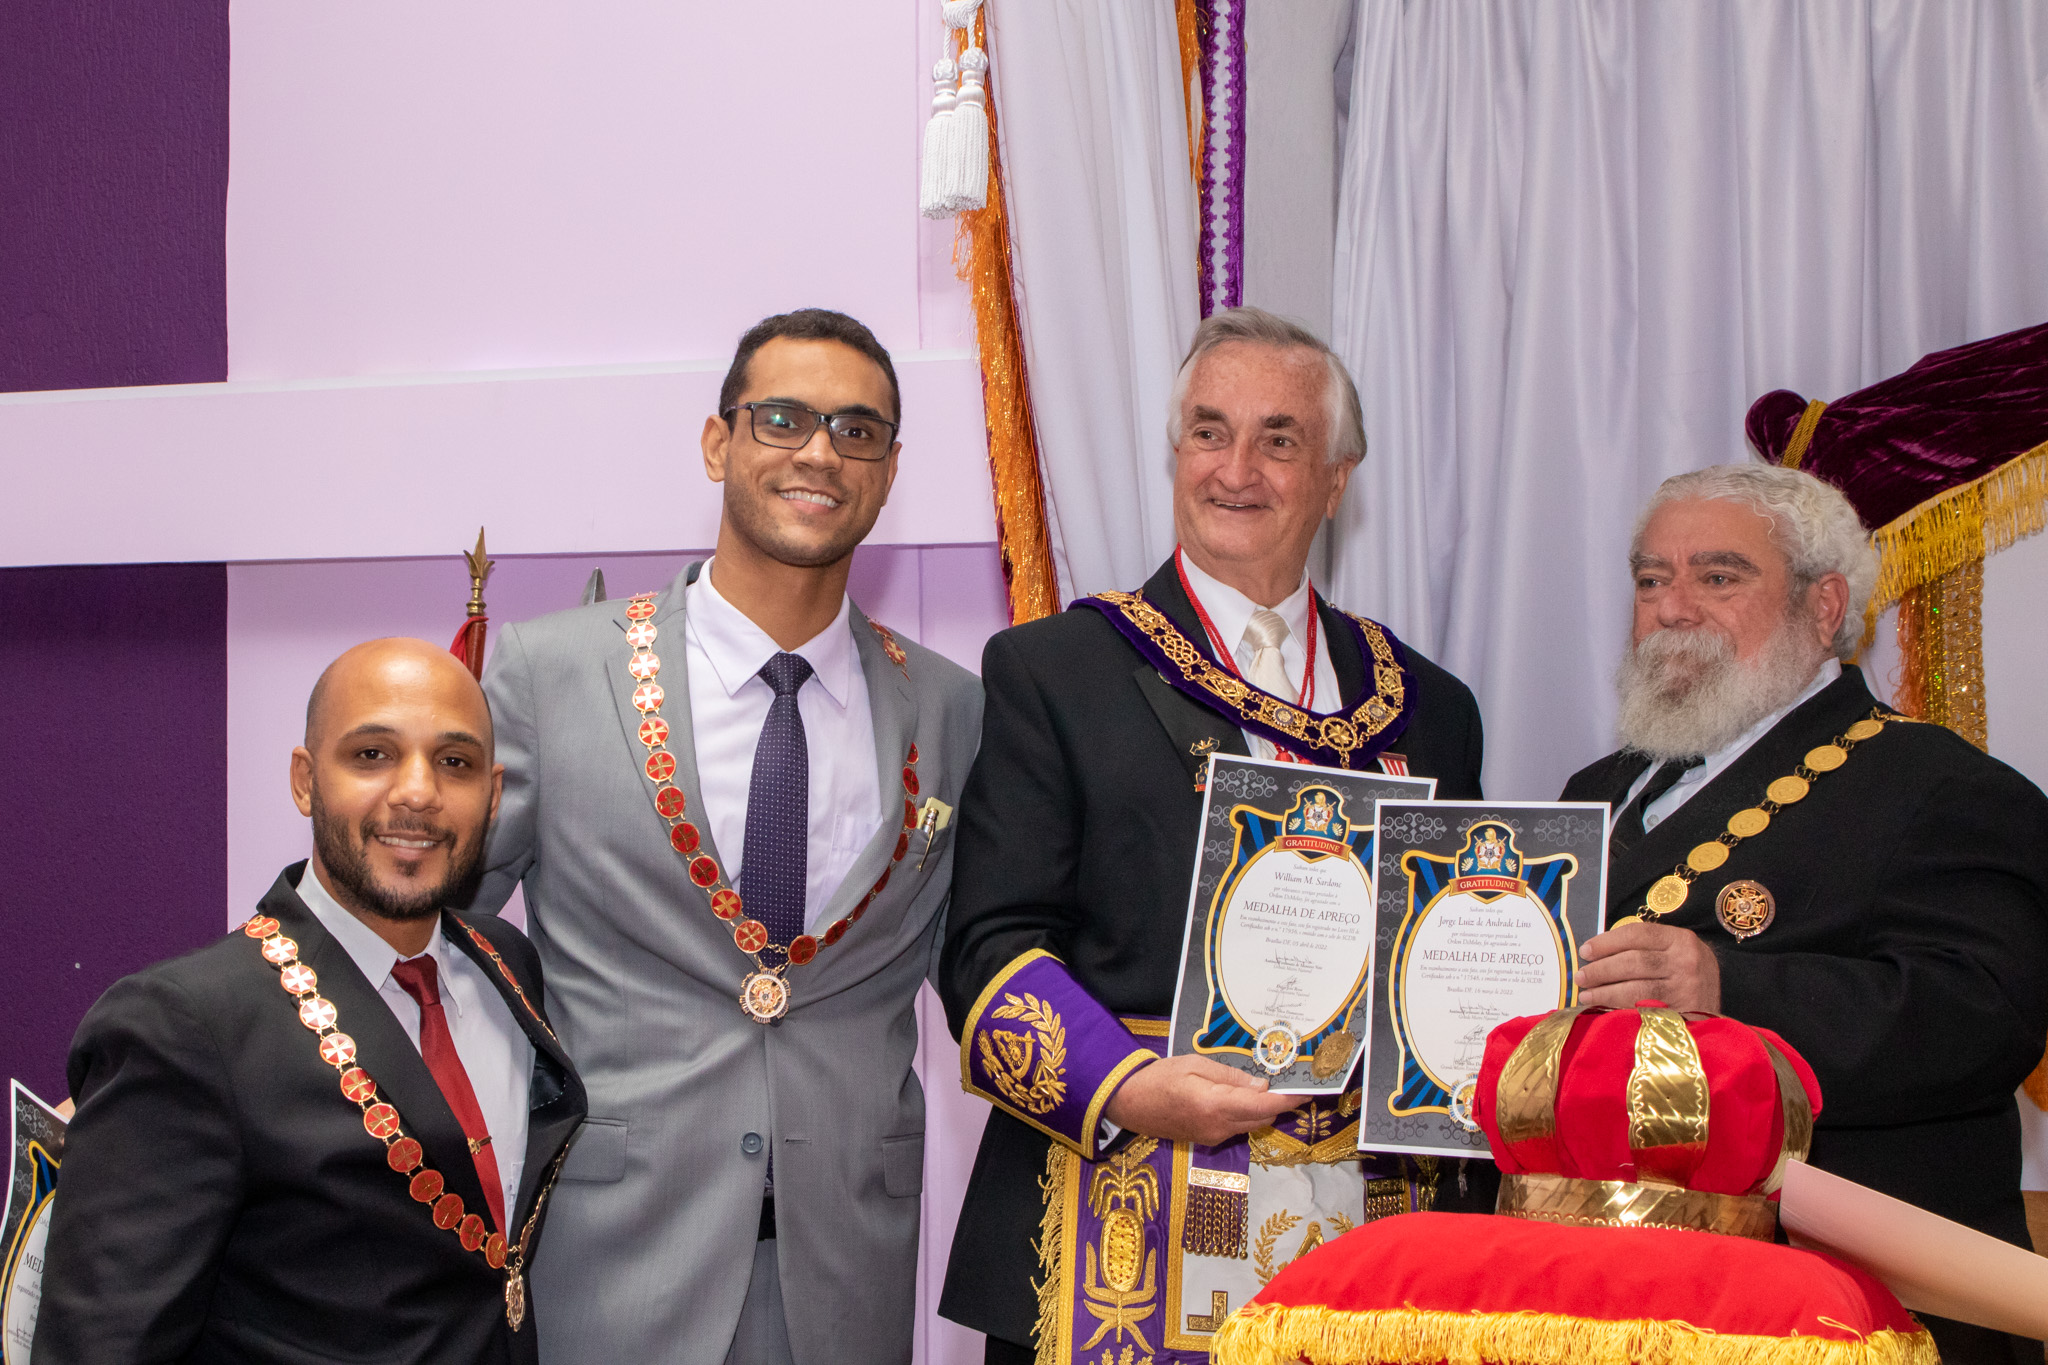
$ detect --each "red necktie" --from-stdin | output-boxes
[390,955,507,1234]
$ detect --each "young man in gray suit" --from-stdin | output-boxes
[472,309,982,1364]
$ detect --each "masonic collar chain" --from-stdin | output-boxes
[1173,548,1318,763]
[622,591,920,1023]
[1622,707,1905,938]
[241,914,559,1331]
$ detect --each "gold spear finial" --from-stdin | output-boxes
[462,527,495,618]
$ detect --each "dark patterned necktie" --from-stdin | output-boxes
[1609,755,1705,854]
[741,652,814,960]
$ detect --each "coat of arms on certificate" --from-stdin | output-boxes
[1358,801,1609,1156]
[1167,755,1436,1095]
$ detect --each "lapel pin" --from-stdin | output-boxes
[915,797,954,870]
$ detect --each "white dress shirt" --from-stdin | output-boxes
[1176,551,1342,761]
[684,559,883,929]
[1622,657,1844,834]
[298,869,532,1222]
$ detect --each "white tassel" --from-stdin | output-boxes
[945,46,990,213]
[942,0,982,29]
[918,57,960,219]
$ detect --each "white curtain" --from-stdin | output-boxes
[989,0,1199,600]
[1329,0,2048,801]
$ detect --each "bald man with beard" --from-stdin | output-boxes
[1563,465,2048,1365]
[35,640,585,1365]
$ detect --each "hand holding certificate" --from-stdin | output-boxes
[1167,755,1436,1094]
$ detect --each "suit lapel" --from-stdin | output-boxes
[1607,670,1880,911]
[1315,593,1367,705]
[443,914,583,1228]
[266,879,497,1233]
[604,562,730,878]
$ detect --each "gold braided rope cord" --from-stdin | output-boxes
[954,11,1059,625]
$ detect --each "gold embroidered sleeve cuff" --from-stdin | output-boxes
[959,949,1159,1158]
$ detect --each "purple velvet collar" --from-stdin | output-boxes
[1075,589,1414,770]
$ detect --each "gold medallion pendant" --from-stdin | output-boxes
[739,970,792,1024]
[1715,880,1777,940]
[1309,1029,1357,1081]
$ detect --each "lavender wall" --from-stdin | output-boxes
[0,0,228,393]
[0,564,227,1102]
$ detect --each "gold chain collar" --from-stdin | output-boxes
[240,914,557,1330]
[1093,590,1407,765]
[1626,708,1904,923]
[621,592,920,1022]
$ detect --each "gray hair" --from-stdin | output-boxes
[1166,307,1367,465]
[1635,463,1879,660]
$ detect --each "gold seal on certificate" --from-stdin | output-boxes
[1167,755,1436,1094]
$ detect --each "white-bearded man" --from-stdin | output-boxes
[1563,463,2048,1365]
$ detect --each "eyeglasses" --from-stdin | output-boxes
[724,401,899,462]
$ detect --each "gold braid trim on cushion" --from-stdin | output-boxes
[1499,1172,1776,1242]
[1209,1303,1938,1365]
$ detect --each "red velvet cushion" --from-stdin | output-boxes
[1215,1213,1927,1365]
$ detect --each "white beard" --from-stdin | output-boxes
[1614,617,1826,761]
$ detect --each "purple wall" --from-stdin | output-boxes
[0,564,227,1101]
[0,0,229,393]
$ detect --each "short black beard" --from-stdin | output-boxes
[723,474,870,569]
[310,790,486,922]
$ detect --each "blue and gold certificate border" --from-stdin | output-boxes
[1191,784,1374,1068]
[1387,824,1580,1119]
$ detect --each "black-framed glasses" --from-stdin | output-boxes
[724,401,899,462]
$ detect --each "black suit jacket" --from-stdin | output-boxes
[33,865,587,1365]
[1562,667,2048,1247]
[936,559,1485,1345]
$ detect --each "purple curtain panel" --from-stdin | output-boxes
[0,563,227,1101]
[0,0,228,393]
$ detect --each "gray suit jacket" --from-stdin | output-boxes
[472,563,982,1365]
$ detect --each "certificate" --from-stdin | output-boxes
[1357,801,1609,1157]
[3,1081,66,1365]
[1168,755,1436,1095]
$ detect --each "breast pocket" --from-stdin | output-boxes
[560,1117,628,1183]
[881,1133,924,1198]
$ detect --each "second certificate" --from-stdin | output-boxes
[1168,754,1436,1094]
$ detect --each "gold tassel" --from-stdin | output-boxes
[1031,1141,1073,1365]
[1894,558,1988,751]
[954,10,1061,625]
[1209,1302,1939,1365]
[1867,440,2048,616]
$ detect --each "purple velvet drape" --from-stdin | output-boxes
[0,564,227,1102]
[1746,320,2048,530]
[0,0,229,393]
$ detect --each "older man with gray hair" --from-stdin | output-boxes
[937,307,1490,1364]
[1564,462,2048,1365]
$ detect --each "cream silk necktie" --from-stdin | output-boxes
[1241,609,1293,699]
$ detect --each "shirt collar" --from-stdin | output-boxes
[295,865,460,1014]
[1175,547,1314,659]
[687,558,856,708]
[1702,656,1844,769]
